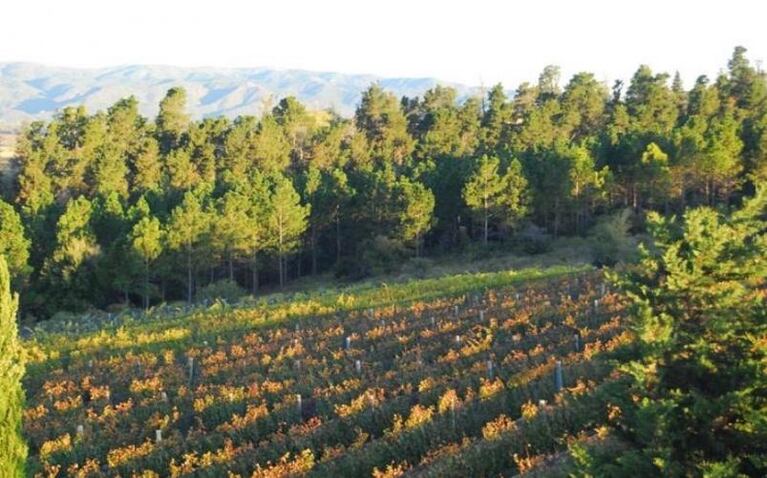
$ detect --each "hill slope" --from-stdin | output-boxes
[0,63,479,129]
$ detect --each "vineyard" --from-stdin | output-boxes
[22,266,634,477]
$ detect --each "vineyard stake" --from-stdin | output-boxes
[155,429,162,443]
[355,360,362,373]
[555,360,563,392]
[76,424,84,437]
[296,394,303,414]
[574,334,580,352]
[450,399,456,431]
[187,357,194,386]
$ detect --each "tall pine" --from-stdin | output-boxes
[0,255,26,476]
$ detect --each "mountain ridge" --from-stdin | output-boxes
[0,62,480,129]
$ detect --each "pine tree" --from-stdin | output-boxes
[397,178,435,257]
[165,148,200,193]
[481,84,511,154]
[41,196,100,313]
[166,191,210,303]
[355,84,414,164]
[0,200,30,278]
[268,175,309,288]
[638,142,672,208]
[156,87,190,153]
[242,172,272,293]
[462,155,506,246]
[253,115,291,173]
[212,190,251,281]
[587,187,767,476]
[130,215,163,309]
[500,158,530,231]
[0,255,26,476]
[131,137,163,194]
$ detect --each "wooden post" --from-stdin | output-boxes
[555,360,563,392]
[450,399,456,431]
[155,429,162,443]
[187,357,194,386]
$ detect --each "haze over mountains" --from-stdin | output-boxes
[0,63,479,130]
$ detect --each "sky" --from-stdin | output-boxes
[1,0,766,88]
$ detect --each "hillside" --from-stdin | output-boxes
[0,63,479,129]
[20,264,636,477]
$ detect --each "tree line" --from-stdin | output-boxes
[0,46,765,319]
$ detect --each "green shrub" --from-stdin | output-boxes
[197,279,247,303]
[588,209,635,267]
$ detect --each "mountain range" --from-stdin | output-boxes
[0,63,480,130]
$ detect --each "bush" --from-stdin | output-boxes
[588,209,635,267]
[197,279,246,304]
[512,224,552,255]
[362,236,408,275]
[400,257,433,279]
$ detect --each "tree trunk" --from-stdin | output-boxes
[483,209,489,247]
[311,225,317,276]
[251,251,259,294]
[228,254,234,282]
[144,261,150,310]
[415,230,421,258]
[335,214,341,266]
[632,183,638,210]
[186,248,193,304]
[279,220,285,288]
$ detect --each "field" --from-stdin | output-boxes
[22,265,633,477]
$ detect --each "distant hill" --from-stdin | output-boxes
[0,63,480,130]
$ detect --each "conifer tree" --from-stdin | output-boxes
[0,200,30,278]
[0,255,26,476]
[584,187,767,476]
[166,191,210,302]
[156,87,190,153]
[268,175,309,288]
[130,215,163,309]
[462,155,506,246]
[397,178,435,257]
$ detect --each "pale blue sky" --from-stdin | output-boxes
[2,0,765,88]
